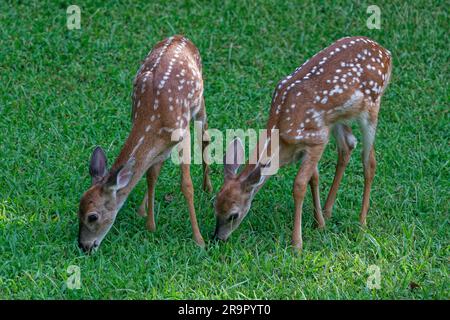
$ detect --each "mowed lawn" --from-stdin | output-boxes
[0,0,448,299]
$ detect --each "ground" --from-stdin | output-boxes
[0,0,448,299]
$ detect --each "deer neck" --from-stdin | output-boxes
[111,124,166,208]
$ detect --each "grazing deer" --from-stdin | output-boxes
[214,36,392,250]
[78,35,212,252]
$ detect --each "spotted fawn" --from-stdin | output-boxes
[78,35,212,252]
[214,36,392,251]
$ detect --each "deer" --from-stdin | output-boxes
[77,35,212,252]
[214,36,392,251]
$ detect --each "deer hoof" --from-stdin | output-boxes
[137,207,146,217]
[146,221,156,232]
[194,236,206,247]
[323,208,332,220]
[316,221,326,230]
[292,241,303,253]
[359,218,367,227]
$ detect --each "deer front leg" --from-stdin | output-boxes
[180,163,205,246]
[138,162,163,232]
[309,166,325,229]
[292,146,324,251]
[137,194,148,217]
[324,124,356,219]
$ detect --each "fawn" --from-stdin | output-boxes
[214,36,392,250]
[78,35,212,252]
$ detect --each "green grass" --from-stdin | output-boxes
[0,0,448,299]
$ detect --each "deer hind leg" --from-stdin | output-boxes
[195,98,213,192]
[138,162,164,232]
[309,166,325,229]
[323,124,357,219]
[292,145,325,251]
[181,163,205,246]
[358,110,378,226]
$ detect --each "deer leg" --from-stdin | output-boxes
[181,163,205,246]
[137,165,158,218]
[360,146,376,226]
[292,145,324,251]
[195,98,213,193]
[309,166,325,229]
[137,194,148,217]
[139,162,163,232]
[359,113,378,226]
[323,124,356,219]
[201,124,213,193]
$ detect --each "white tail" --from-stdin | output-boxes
[214,36,392,250]
[78,35,211,252]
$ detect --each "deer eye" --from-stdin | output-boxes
[87,212,99,223]
[228,212,239,222]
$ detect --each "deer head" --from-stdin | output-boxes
[213,138,265,241]
[77,146,135,252]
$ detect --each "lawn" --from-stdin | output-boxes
[0,0,448,299]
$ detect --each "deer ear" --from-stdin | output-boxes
[242,164,264,191]
[89,146,108,184]
[105,158,135,192]
[224,138,244,180]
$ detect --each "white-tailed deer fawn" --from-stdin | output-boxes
[214,36,392,250]
[78,35,212,252]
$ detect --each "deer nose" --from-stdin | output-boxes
[212,233,227,242]
[78,241,89,252]
[212,223,220,241]
[78,241,90,252]
[78,240,97,253]
[212,224,227,242]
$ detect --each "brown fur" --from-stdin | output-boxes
[78,35,212,252]
[215,37,392,250]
